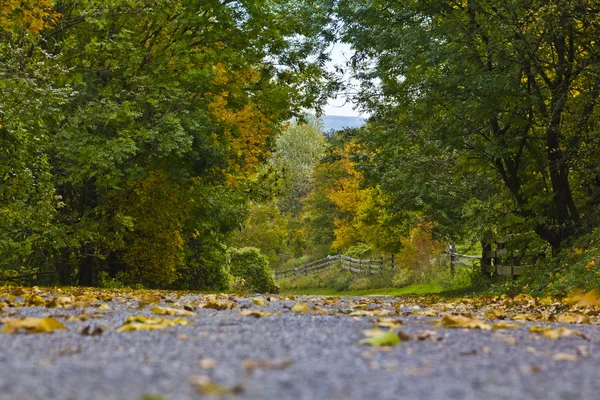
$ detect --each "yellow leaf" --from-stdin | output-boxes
[237,309,272,318]
[290,303,310,313]
[45,296,73,308]
[484,309,506,320]
[412,310,437,317]
[513,294,535,304]
[203,300,236,310]
[117,316,191,332]
[437,315,491,330]
[511,314,539,321]
[585,260,596,271]
[151,306,196,316]
[529,326,586,340]
[555,313,589,324]
[25,295,45,306]
[252,298,267,306]
[188,375,243,396]
[98,303,111,310]
[1,317,66,334]
[375,318,403,329]
[491,322,520,330]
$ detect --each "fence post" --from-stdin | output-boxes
[369,256,373,274]
[449,243,456,277]
[359,257,362,274]
[494,240,505,273]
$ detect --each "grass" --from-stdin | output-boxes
[280,282,444,296]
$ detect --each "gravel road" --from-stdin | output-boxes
[1,292,599,400]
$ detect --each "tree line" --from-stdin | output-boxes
[2,0,599,289]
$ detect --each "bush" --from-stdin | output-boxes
[171,245,230,291]
[228,247,278,293]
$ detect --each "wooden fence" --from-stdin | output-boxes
[448,238,545,277]
[273,254,395,279]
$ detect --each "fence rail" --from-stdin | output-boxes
[448,241,545,277]
[273,254,395,280]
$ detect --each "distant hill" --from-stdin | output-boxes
[321,115,366,133]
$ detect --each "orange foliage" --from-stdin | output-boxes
[208,64,272,179]
[1,0,60,33]
[327,143,373,249]
[395,221,445,279]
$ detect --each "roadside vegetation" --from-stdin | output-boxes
[1,1,599,299]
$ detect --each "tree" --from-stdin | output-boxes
[272,118,326,215]
[0,0,338,287]
[338,0,600,250]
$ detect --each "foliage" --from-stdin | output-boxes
[0,0,337,289]
[231,201,289,266]
[338,0,600,251]
[228,247,278,293]
[0,0,59,33]
[272,118,326,215]
[516,230,600,297]
[395,222,447,282]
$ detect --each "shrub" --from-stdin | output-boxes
[228,247,278,293]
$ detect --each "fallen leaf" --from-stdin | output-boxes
[25,295,45,307]
[359,331,402,346]
[484,309,506,320]
[199,358,218,369]
[237,309,272,318]
[97,303,111,311]
[396,330,413,341]
[45,296,73,308]
[437,315,491,330]
[375,318,403,329]
[529,326,586,340]
[511,314,540,322]
[151,306,196,317]
[1,317,66,334]
[203,300,236,310]
[290,303,310,313]
[242,358,293,371]
[552,353,579,361]
[412,310,437,317]
[252,298,267,307]
[188,375,243,396]
[555,313,589,324]
[117,316,191,331]
[491,322,520,330]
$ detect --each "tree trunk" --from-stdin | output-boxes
[56,247,72,286]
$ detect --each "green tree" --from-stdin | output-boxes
[339,0,600,250]
[273,119,327,215]
[0,0,338,287]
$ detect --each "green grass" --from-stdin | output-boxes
[280,282,444,296]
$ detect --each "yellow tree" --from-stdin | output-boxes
[0,0,59,33]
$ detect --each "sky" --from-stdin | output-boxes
[322,42,367,117]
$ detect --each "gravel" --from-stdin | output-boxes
[1,294,599,400]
